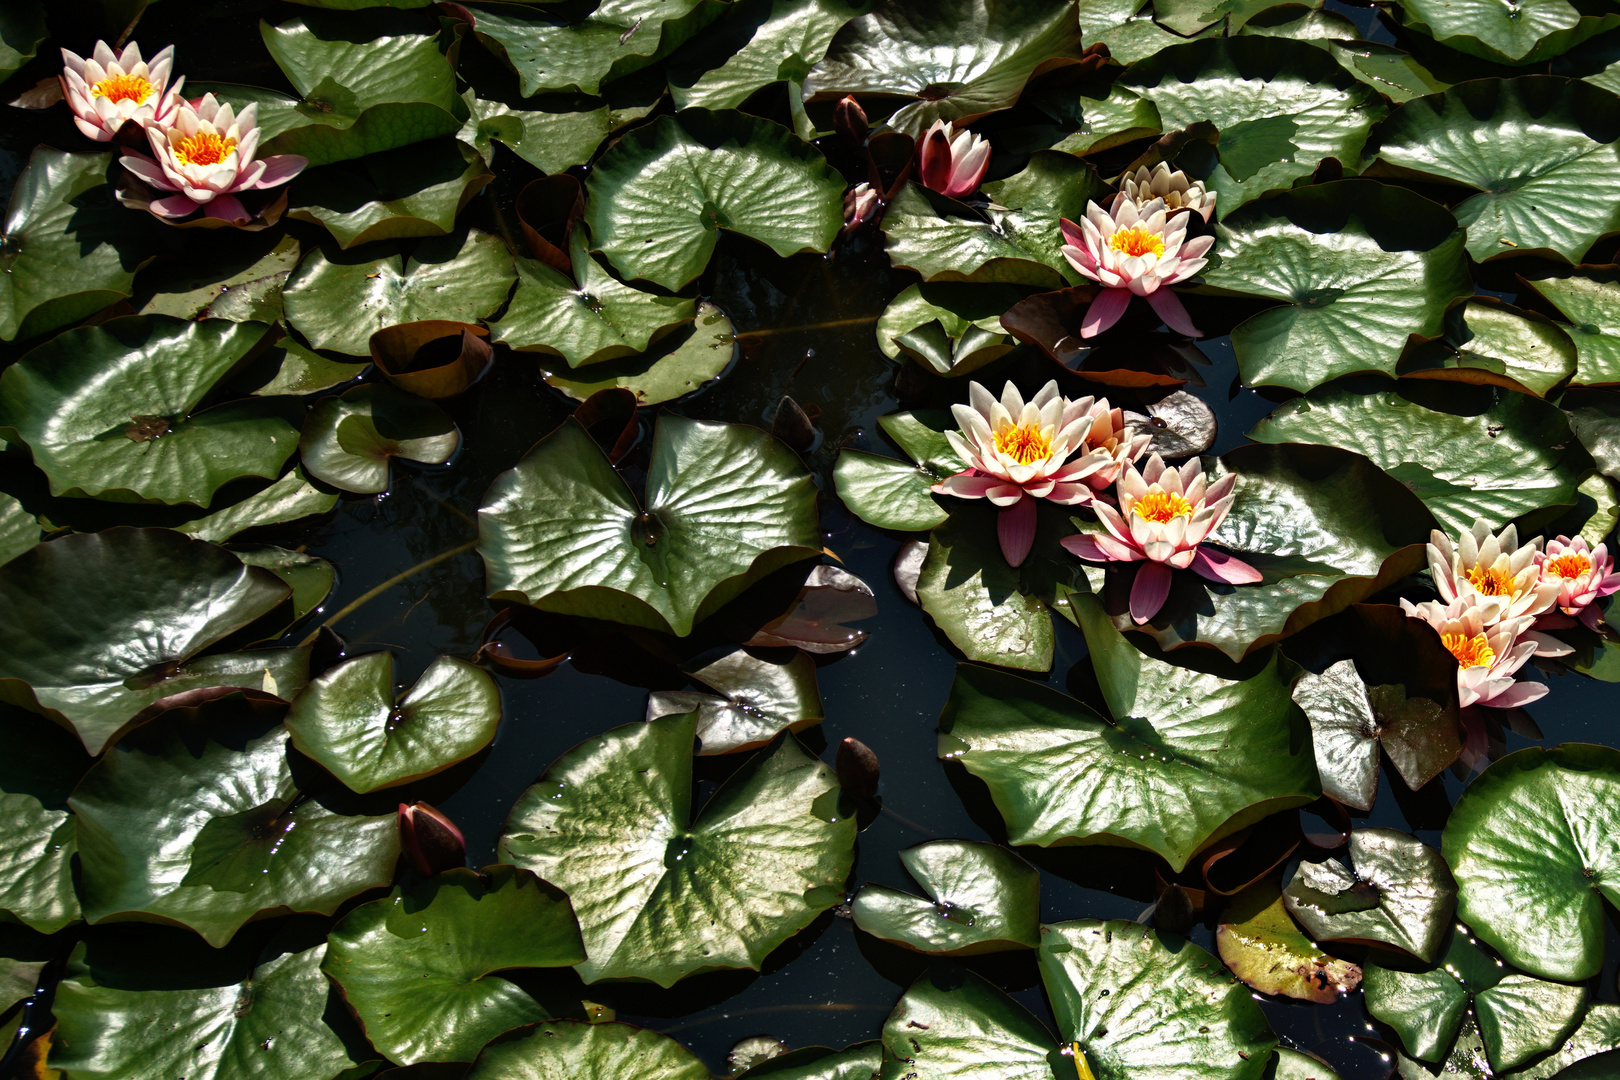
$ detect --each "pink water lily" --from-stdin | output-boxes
[1427,520,1557,625]
[120,93,306,223]
[1060,454,1261,624]
[1400,597,1545,710]
[916,119,990,200]
[1059,196,1213,339]
[844,182,880,230]
[1534,535,1620,631]
[60,40,183,142]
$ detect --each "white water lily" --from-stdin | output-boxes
[60,40,182,142]
[1427,520,1558,625]
[120,93,306,222]
[1059,196,1213,339]
[1113,164,1215,223]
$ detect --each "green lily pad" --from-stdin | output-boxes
[0,492,41,567]
[583,109,844,291]
[0,4,47,82]
[1273,1049,1344,1080]
[50,939,361,1080]
[1216,881,1362,1003]
[0,148,154,343]
[133,234,301,323]
[1076,0,1214,65]
[287,651,499,793]
[0,316,297,507]
[480,414,820,637]
[71,708,401,947]
[880,967,1065,1079]
[1283,828,1456,964]
[490,228,696,368]
[283,231,517,356]
[1120,38,1386,211]
[1442,743,1620,983]
[468,1020,710,1080]
[645,645,823,755]
[257,12,469,166]
[1523,270,1620,386]
[1323,41,1451,104]
[1369,77,1620,264]
[737,1043,882,1080]
[833,449,951,532]
[233,339,370,398]
[177,467,340,544]
[300,384,460,495]
[234,546,335,627]
[1044,81,1164,157]
[875,282,1028,376]
[1200,180,1472,392]
[1366,930,1586,1072]
[803,0,1085,134]
[499,711,855,986]
[1155,0,1290,34]
[852,839,1039,955]
[0,528,296,755]
[0,706,90,933]
[670,0,868,110]
[457,90,609,174]
[534,301,738,405]
[1040,919,1276,1080]
[1399,296,1578,397]
[1393,0,1620,65]
[1250,381,1595,534]
[1500,1004,1620,1080]
[288,139,495,249]
[884,151,1106,289]
[324,866,585,1065]
[941,600,1317,871]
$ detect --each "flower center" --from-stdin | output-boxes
[1108,225,1165,259]
[174,131,237,168]
[1132,489,1193,524]
[993,422,1053,466]
[1441,632,1495,669]
[92,72,153,105]
[1546,553,1593,580]
[1465,563,1514,597]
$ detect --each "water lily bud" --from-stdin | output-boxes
[842,181,880,229]
[398,801,466,876]
[834,95,868,147]
[835,737,880,799]
[915,119,990,200]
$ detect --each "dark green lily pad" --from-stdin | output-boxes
[1399,296,1578,397]
[234,546,334,627]
[875,283,1028,376]
[233,339,370,398]
[177,467,340,544]
[939,604,1318,872]
[0,492,41,567]
[0,4,46,82]
[737,1043,882,1080]
[499,711,854,986]
[535,301,737,405]
[1250,381,1595,534]
[670,0,868,111]
[645,646,823,755]
[1523,270,1620,386]
[852,839,1039,955]
[1500,1004,1620,1080]
[288,139,494,249]
[1369,77,1620,264]
[880,967,1067,1079]
[1077,0,1214,65]
[71,709,400,946]
[468,1020,710,1080]
[0,706,90,933]
[0,529,296,755]
[1044,81,1164,157]
[133,234,301,323]
[833,449,952,533]
[300,384,461,495]
[803,0,1084,134]
[1442,743,1620,983]
[1283,828,1457,964]
[456,91,614,175]
[1322,41,1451,104]
[480,414,820,637]
[1216,881,1362,1003]
[490,227,696,368]
[583,109,845,291]
[283,231,517,356]
[287,651,499,793]
[324,866,585,1065]
[1393,0,1620,65]
[1200,180,1471,392]
[1273,1049,1344,1080]
[0,317,296,507]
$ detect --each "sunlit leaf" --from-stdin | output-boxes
[1216,881,1361,1003]
[1283,828,1457,964]
[0,706,89,933]
[288,138,494,248]
[1522,270,1620,386]
[645,646,823,755]
[1393,0,1620,65]
[852,839,1039,955]
[671,0,870,111]
[299,384,460,495]
[534,301,737,405]
[1398,296,1578,397]
[468,1020,710,1080]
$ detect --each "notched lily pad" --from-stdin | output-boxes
[535,300,737,406]
[876,282,1028,377]
[645,646,823,755]
[1216,880,1362,1003]
[0,706,91,933]
[468,1020,710,1080]
[289,138,494,249]
[1522,268,1620,386]
[1398,296,1578,398]
[852,839,1040,955]
[300,383,460,495]
[177,466,340,544]
[1283,827,1456,963]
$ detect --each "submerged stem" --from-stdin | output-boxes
[734,316,879,338]
[297,539,478,647]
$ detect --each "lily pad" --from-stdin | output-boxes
[1323,41,1451,104]
[286,652,500,793]
[737,1043,883,1080]
[300,384,460,495]
[1500,1004,1620,1080]
[1249,381,1595,534]
[583,109,845,291]
[1523,270,1620,386]
[177,467,340,544]
[0,4,46,82]
[233,339,370,398]
[804,0,1084,134]
[133,233,301,323]
[670,0,869,110]
[1369,77,1620,264]
[479,414,820,637]
[0,316,297,507]
[490,227,696,368]
[283,231,517,356]
[0,706,90,933]
[833,449,952,532]
[851,839,1040,955]
[1442,743,1620,982]
[0,529,296,755]
[1282,828,1457,963]
[1200,180,1472,392]
[880,967,1067,1079]
[456,91,614,175]
[645,646,823,755]
[288,138,495,248]
[875,283,1029,376]
[323,866,585,1065]
[468,1020,710,1080]
[1399,296,1578,397]
[0,492,40,568]
[234,546,334,627]
[1216,881,1362,1003]
[1393,0,1620,65]
[499,711,855,986]
[535,301,738,405]
[71,709,401,946]
[939,607,1318,872]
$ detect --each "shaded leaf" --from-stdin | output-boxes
[645,646,823,755]
[300,384,460,495]
[1522,269,1620,386]
[1398,296,1577,397]
[1283,827,1456,964]
[747,564,878,652]
[288,138,494,249]
[0,707,90,933]
[535,300,737,405]
[468,1020,710,1080]
[177,467,339,544]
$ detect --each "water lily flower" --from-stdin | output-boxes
[59,40,182,142]
[844,182,880,229]
[1533,535,1620,631]
[120,93,307,223]
[1113,163,1216,223]
[931,380,1117,568]
[1060,453,1261,624]
[834,95,869,147]
[916,119,990,200]
[1426,520,1557,626]
[1059,197,1213,339]
[398,801,466,876]
[1399,598,1546,710]
[1077,400,1153,494]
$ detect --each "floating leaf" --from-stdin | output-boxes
[645,646,823,755]
[1499,1003,1620,1080]
[1216,880,1362,1003]
[468,1020,709,1080]
[1398,296,1577,397]
[0,706,90,933]
[233,339,370,398]
[234,546,334,627]
[875,282,1027,376]
[736,1043,882,1080]
[456,91,613,175]
[499,712,854,986]
[1282,828,1456,964]
[1392,0,1620,65]
[0,492,40,568]
[0,4,47,82]
[746,564,878,653]
[324,866,585,1065]
[1522,270,1620,386]
[1324,41,1451,104]
[176,467,340,544]
[288,138,494,248]
[535,301,737,405]
[299,384,460,495]
[852,839,1040,955]
[880,967,1067,1079]
[670,0,868,110]
[833,450,951,532]
[133,233,301,323]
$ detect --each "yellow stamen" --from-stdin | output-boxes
[91,72,153,105]
[1546,553,1592,580]
[1132,489,1193,524]
[1465,563,1514,597]
[1108,225,1165,259]
[993,422,1053,466]
[1442,632,1495,669]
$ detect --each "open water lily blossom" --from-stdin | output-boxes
[1400,598,1546,709]
[1426,520,1558,625]
[120,94,307,223]
[916,119,991,200]
[1059,196,1213,339]
[1061,454,1261,624]
[60,40,182,142]
[1534,535,1620,630]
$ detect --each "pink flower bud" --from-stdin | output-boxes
[834,95,868,147]
[915,120,990,200]
[398,801,466,876]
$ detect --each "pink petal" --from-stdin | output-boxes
[204,194,251,223]
[1130,561,1172,624]
[1061,533,1114,562]
[1146,289,1202,338]
[934,471,999,499]
[1081,288,1131,338]
[249,154,307,189]
[998,495,1037,568]
[1483,681,1547,709]
[150,193,203,218]
[1190,547,1262,585]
